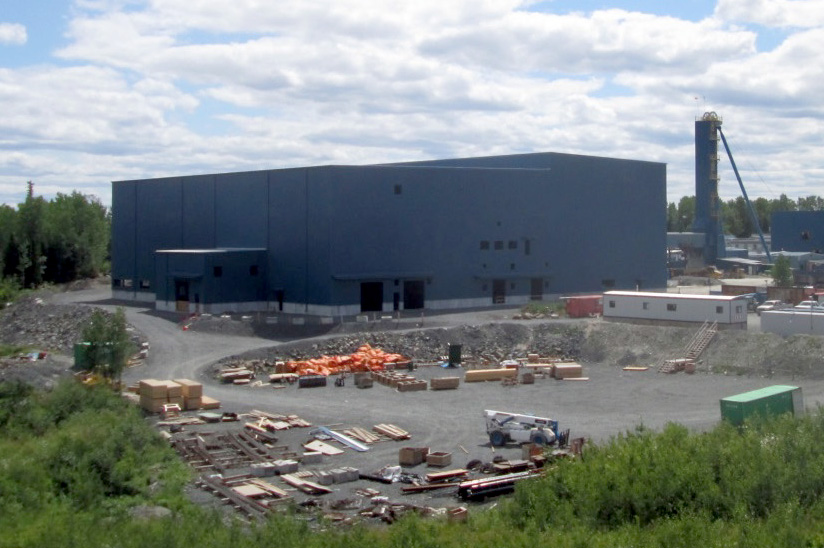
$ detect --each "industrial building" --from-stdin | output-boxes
[772,211,824,254]
[602,291,748,328]
[111,152,667,316]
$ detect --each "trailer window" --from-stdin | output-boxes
[667,303,677,312]
[716,306,723,314]
[642,302,649,310]
[735,305,743,313]
[608,300,615,308]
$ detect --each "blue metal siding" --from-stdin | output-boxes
[135,179,183,283]
[182,176,216,249]
[112,151,666,312]
[772,211,824,253]
[267,168,309,306]
[214,171,268,248]
[111,181,136,285]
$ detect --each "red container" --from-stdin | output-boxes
[564,295,603,318]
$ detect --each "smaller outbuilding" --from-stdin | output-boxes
[602,291,748,328]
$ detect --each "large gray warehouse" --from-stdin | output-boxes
[111,152,667,316]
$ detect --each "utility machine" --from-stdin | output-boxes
[484,409,561,447]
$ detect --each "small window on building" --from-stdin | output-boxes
[642,302,649,310]
[249,265,259,276]
[508,240,517,250]
[113,279,122,288]
[122,279,133,289]
[735,305,742,313]
[139,279,151,289]
[716,306,723,314]
[667,303,677,312]
[213,266,223,278]
[480,241,490,250]
[494,241,504,250]
[394,184,402,195]
[608,300,615,308]
[602,279,615,288]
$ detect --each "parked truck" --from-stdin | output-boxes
[484,409,562,447]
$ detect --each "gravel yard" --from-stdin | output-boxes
[6,283,824,523]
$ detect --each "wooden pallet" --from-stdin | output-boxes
[373,423,410,440]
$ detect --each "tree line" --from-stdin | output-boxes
[667,193,824,237]
[0,192,110,290]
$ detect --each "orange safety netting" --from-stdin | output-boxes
[286,344,409,376]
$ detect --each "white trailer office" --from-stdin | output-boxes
[603,291,748,328]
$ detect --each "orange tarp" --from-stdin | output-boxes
[286,344,409,376]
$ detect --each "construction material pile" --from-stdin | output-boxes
[285,344,410,376]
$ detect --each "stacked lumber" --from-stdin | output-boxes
[464,368,518,382]
[430,377,460,390]
[248,410,312,428]
[343,427,381,444]
[173,378,203,410]
[285,344,410,377]
[220,367,254,383]
[373,423,410,440]
[281,473,333,495]
[268,373,298,383]
[553,362,583,379]
[201,395,221,410]
[425,469,469,483]
[139,379,169,412]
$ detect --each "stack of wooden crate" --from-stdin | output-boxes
[138,378,206,413]
[139,379,170,413]
[174,378,203,410]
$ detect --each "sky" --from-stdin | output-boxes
[1,0,823,207]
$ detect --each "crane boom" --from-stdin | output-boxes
[717,127,772,263]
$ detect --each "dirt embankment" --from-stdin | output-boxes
[215,319,824,381]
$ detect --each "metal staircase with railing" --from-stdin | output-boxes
[659,320,718,373]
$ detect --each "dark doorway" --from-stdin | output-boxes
[492,279,506,304]
[393,292,400,311]
[274,289,284,312]
[174,279,189,313]
[530,278,543,301]
[360,282,383,312]
[403,280,425,309]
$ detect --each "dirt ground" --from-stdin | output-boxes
[6,281,824,524]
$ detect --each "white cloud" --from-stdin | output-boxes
[1,1,822,206]
[715,0,824,28]
[0,23,27,45]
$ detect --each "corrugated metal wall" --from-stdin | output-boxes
[111,152,667,312]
